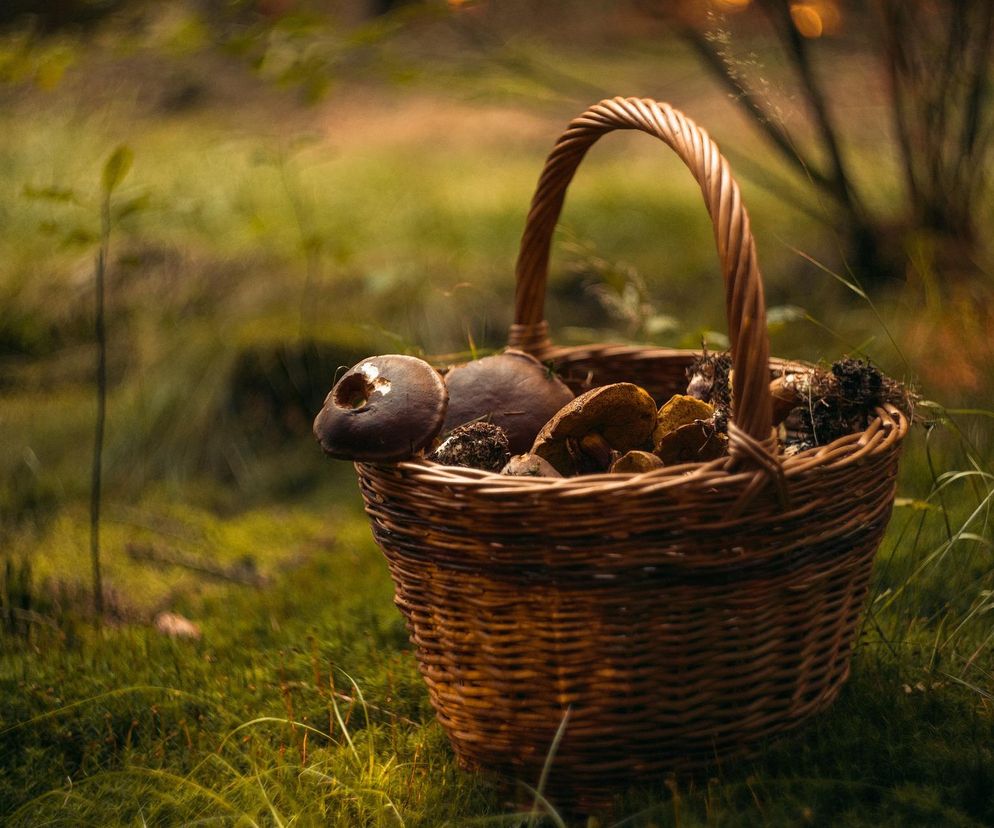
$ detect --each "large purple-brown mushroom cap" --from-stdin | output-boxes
[313,355,447,462]
[442,350,574,454]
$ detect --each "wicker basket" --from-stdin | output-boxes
[355,98,908,800]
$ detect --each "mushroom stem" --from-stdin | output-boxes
[579,432,615,469]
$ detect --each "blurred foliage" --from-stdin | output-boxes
[0,0,125,33]
[651,0,994,288]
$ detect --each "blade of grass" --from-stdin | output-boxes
[527,707,570,826]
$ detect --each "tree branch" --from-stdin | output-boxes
[677,22,834,193]
[875,1,920,209]
[758,0,866,221]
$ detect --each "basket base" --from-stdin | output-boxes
[456,668,848,810]
[374,525,881,805]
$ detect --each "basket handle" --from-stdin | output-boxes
[509,97,774,448]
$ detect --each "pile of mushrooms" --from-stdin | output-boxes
[314,350,574,475]
[313,349,909,476]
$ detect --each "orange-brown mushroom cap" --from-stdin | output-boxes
[769,375,803,426]
[531,383,657,475]
[656,421,728,465]
[442,350,574,454]
[313,355,447,462]
[610,450,665,474]
[652,394,715,452]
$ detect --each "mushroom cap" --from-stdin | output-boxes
[653,394,716,451]
[442,350,574,454]
[656,421,728,465]
[313,355,447,462]
[500,453,562,478]
[769,375,803,426]
[610,450,665,474]
[531,383,657,475]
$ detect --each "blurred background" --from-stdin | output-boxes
[4,0,991,519]
[4,0,994,696]
[2,1,993,822]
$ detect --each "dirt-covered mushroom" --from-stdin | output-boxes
[686,350,731,410]
[429,421,510,472]
[313,355,447,462]
[500,453,562,478]
[442,350,574,455]
[531,383,657,475]
[772,358,911,448]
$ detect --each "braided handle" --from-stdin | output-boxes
[509,97,773,445]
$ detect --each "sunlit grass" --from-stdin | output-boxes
[4,503,993,826]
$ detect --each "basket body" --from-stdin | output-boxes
[356,347,906,797]
[348,97,909,800]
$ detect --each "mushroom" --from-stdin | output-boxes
[429,421,510,472]
[652,394,715,452]
[313,355,447,462]
[772,359,912,444]
[686,350,731,410]
[655,420,728,465]
[652,393,728,465]
[442,350,574,455]
[531,383,657,475]
[769,375,804,426]
[500,453,562,478]
[610,450,664,474]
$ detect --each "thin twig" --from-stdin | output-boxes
[90,196,110,622]
[126,543,269,587]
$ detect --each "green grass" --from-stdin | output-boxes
[3,494,993,826]
[2,11,994,826]
[1,510,500,825]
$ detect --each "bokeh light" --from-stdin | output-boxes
[713,0,753,11]
[789,1,843,38]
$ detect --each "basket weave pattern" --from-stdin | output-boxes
[355,98,908,795]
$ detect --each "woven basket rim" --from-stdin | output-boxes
[362,348,910,497]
